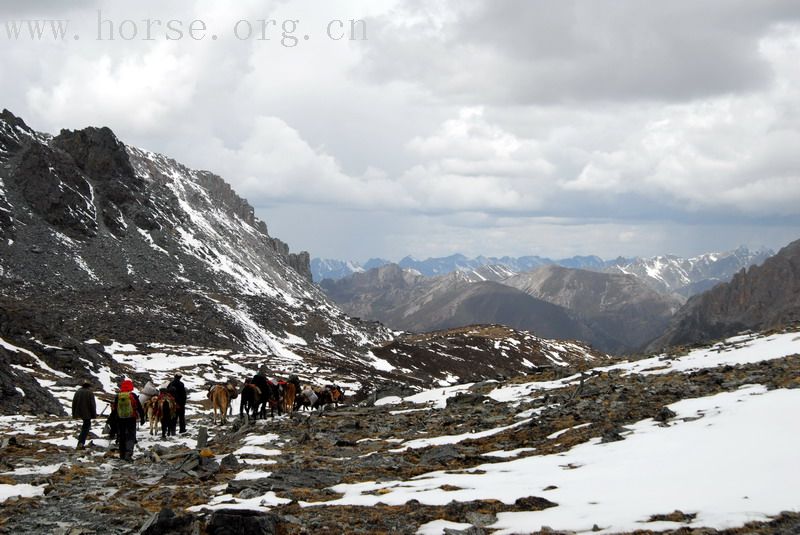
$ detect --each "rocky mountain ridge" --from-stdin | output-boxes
[649,239,800,351]
[504,265,682,353]
[314,248,772,298]
[321,262,682,354]
[0,110,366,358]
[320,264,612,350]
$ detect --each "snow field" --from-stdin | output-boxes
[309,385,800,534]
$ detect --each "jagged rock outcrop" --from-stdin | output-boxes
[648,239,800,350]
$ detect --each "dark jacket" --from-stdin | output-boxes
[72,385,97,420]
[169,377,187,406]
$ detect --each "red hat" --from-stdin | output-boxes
[120,379,134,392]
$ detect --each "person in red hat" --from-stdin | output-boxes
[113,378,145,461]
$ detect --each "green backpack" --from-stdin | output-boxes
[117,392,133,418]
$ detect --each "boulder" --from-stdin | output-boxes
[206,509,281,535]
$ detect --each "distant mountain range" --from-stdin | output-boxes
[312,254,606,283]
[321,262,685,354]
[606,247,774,297]
[314,247,772,298]
[648,238,800,351]
[320,264,606,349]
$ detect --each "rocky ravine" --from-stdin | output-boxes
[1,327,798,534]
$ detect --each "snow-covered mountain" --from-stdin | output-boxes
[314,249,770,295]
[0,110,379,354]
[311,257,391,282]
[311,258,364,282]
[312,254,606,282]
[604,246,773,296]
[648,238,800,352]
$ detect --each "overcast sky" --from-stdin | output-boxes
[2,0,799,262]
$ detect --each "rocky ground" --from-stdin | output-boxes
[1,330,799,534]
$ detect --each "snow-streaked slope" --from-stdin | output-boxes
[488,329,800,404]
[0,111,389,363]
[314,385,800,535]
[295,329,800,533]
[606,247,773,296]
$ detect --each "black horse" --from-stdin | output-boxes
[240,375,283,421]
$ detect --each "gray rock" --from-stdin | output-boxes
[465,512,496,527]
[220,454,239,469]
[138,507,195,535]
[420,445,463,465]
[206,509,281,535]
[227,468,341,495]
[196,427,208,449]
[654,406,677,423]
[446,393,489,408]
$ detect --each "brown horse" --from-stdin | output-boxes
[147,391,178,438]
[313,385,345,410]
[144,397,160,436]
[282,382,296,416]
[208,383,237,425]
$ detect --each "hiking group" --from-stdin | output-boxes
[71,372,344,462]
[71,374,188,461]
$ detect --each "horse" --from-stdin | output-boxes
[158,391,179,438]
[240,375,282,421]
[282,382,296,416]
[239,379,262,422]
[144,397,160,436]
[313,385,345,410]
[208,383,237,425]
[295,385,316,412]
[253,375,283,419]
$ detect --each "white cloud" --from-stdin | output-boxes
[27,47,198,132]
[191,115,413,210]
[2,0,799,260]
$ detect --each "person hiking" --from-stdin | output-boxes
[114,378,145,461]
[168,374,187,434]
[71,381,97,450]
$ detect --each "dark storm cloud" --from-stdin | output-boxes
[360,0,800,104]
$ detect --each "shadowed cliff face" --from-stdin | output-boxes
[648,239,800,351]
